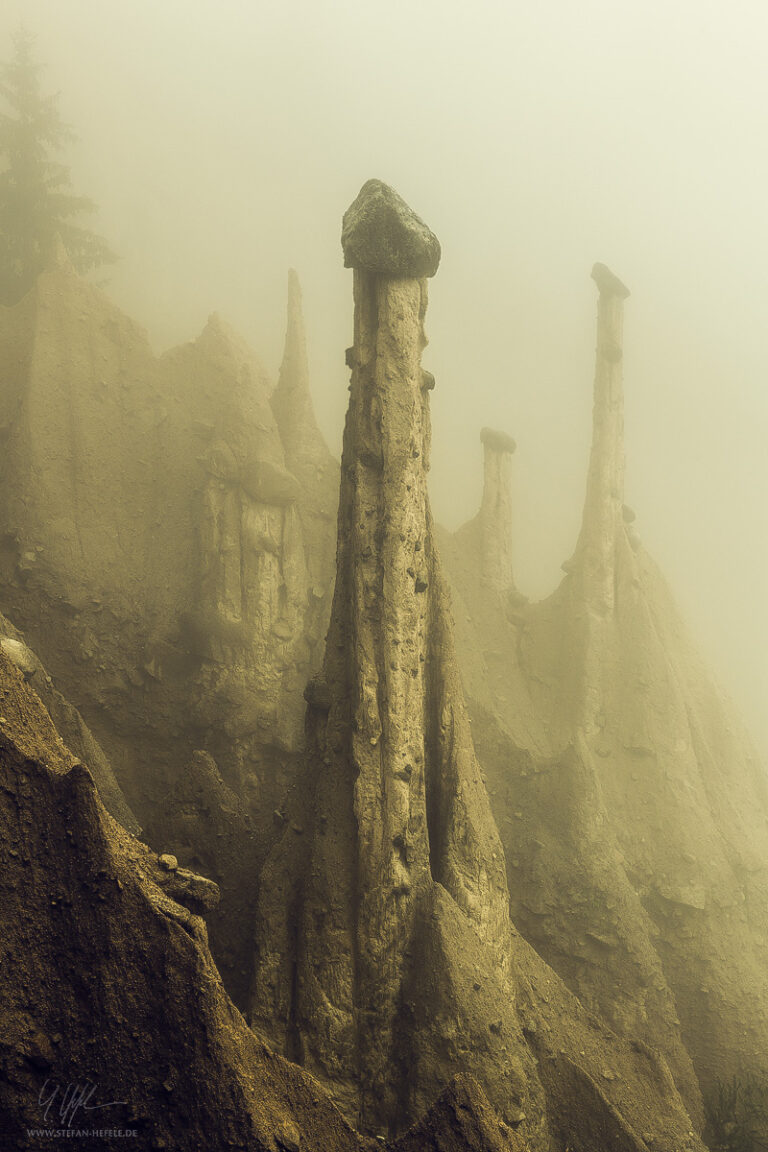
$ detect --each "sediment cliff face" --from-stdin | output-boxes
[165,307,329,807]
[0,255,336,816]
[440,262,768,1123]
[0,642,374,1152]
[0,609,138,834]
[251,181,707,1152]
[0,255,339,1014]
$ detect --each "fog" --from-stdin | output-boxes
[2,0,766,753]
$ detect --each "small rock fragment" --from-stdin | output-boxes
[0,637,40,680]
[275,1120,301,1152]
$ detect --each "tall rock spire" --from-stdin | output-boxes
[269,268,339,627]
[251,191,706,1152]
[251,180,530,1136]
[271,268,331,487]
[572,263,630,615]
[478,426,516,593]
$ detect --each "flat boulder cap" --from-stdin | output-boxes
[342,179,441,278]
[591,262,630,299]
[480,427,516,454]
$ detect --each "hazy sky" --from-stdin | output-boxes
[1,0,766,751]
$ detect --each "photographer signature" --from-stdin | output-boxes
[39,1080,127,1127]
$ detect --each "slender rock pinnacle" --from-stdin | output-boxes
[572,263,630,615]
[479,427,517,593]
[271,269,327,479]
[251,181,523,1136]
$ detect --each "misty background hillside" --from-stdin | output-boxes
[1,0,765,755]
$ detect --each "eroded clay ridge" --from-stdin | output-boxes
[0,638,377,1152]
[250,180,706,1151]
[0,257,339,1005]
[0,257,336,813]
[0,603,514,1149]
[439,259,768,1139]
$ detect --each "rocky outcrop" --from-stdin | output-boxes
[172,310,320,786]
[0,255,337,849]
[250,183,706,1152]
[0,609,138,834]
[440,263,768,1128]
[0,644,372,1152]
[391,1075,524,1152]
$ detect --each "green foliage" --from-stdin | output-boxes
[0,28,114,305]
[704,1075,768,1152]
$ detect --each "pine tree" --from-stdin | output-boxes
[0,29,114,305]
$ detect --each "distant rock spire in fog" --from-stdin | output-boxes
[479,426,517,593]
[572,263,630,615]
[271,268,328,481]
